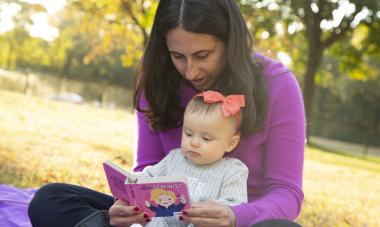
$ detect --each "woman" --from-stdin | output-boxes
[28,0,305,226]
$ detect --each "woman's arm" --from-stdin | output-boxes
[231,72,306,226]
[133,94,166,171]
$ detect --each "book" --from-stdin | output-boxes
[103,161,191,217]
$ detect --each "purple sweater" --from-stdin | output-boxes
[134,54,305,226]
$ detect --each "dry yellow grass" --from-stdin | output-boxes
[1,90,379,226]
[301,148,380,226]
[0,89,135,193]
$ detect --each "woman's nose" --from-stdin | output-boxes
[185,61,200,80]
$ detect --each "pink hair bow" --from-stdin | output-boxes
[195,90,245,124]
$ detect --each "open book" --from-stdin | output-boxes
[103,161,191,217]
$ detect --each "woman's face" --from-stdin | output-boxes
[165,27,227,90]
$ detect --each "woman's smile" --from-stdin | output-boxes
[191,77,206,87]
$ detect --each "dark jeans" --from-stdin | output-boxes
[28,183,114,227]
[28,183,301,227]
[251,219,302,227]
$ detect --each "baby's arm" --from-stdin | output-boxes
[216,160,249,206]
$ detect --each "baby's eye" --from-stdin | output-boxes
[202,137,212,142]
[184,132,192,137]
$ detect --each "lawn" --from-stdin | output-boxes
[1,89,379,226]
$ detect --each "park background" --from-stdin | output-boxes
[0,0,379,226]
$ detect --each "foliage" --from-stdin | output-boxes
[0,0,158,86]
[310,21,380,147]
[238,0,380,137]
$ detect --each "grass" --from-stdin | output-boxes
[1,89,379,226]
[0,89,135,191]
[301,147,380,226]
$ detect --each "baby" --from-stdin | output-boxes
[140,90,249,226]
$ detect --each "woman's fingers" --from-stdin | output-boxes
[182,215,225,227]
[109,201,139,217]
[108,199,152,226]
[182,200,236,227]
[186,201,229,216]
[111,212,151,226]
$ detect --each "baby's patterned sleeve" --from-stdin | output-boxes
[216,161,249,206]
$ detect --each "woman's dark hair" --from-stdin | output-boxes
[134,0,268,136]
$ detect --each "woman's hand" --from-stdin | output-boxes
[181,200,236,227]
[108,199,151,226]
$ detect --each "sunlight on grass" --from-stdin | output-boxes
[298,147,380,226]
[1,90,379,226]
[0,90,135,192]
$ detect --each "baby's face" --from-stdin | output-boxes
[181,107,238,165]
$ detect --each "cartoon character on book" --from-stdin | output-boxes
[145,188,187,217]
[141,90,249,227]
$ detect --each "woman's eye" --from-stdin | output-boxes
[172,54,184,59]
[196,53,208,59]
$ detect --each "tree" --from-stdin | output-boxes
[0,0,46,69]
[240,0,380,139]
[308,18,380,148]
[66,0,157,67]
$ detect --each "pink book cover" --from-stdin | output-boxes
[103,161,191,217]
[103,161,133,202]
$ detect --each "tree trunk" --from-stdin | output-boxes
[100,80,108,107]
[61,48,72,77]
[6,42,14,69]
[302,0,325,142]
[363,110,380,155]
[24,71,32,95]
[59,49,72,93]
[303,44,324,142]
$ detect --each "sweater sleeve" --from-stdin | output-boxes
[216,160,249,206]
[231,73,306,226]
[133,94,166,172]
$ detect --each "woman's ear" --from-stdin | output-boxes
[226,134,240,152]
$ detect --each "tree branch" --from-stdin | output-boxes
[120,0,148,45]
[322,9,361,48]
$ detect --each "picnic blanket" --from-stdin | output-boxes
[0,184,37,227]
